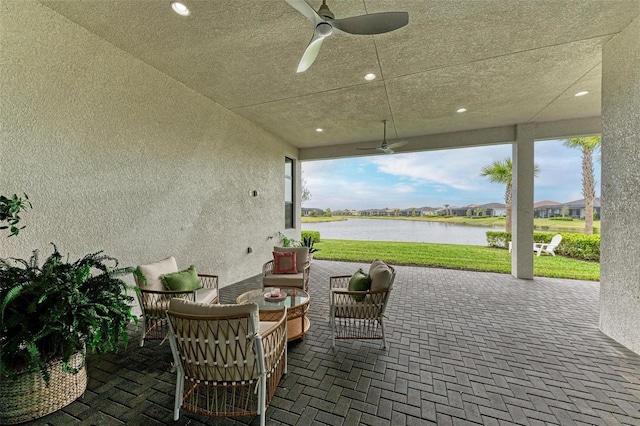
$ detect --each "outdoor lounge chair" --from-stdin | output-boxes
[263,247,311,292]
[329,259,395,348]
[134,256,218,346]
[534,234,563,257]
[166,299,287,426]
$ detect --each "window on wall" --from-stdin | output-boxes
[285,157,294,229]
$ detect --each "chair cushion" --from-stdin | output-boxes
[137,256,179,291]
[169,299,259,333]
[194,287,218,304]
[162,265,200,291]
[263,272,304,288]
[274,247,309,273]
[369,259,393,292]
[272,251,297,274]
[348,269,371,301]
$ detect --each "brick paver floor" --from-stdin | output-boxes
[33,260,640,425]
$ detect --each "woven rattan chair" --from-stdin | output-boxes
[330,260,395,348]
[166,299,287,426]
[134,256,218,346]
[262,247,311,292]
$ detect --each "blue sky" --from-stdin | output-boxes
[301,140,601,211]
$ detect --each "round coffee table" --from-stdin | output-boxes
[236,287,310,341]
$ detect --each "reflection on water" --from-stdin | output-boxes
[302,218,497,246]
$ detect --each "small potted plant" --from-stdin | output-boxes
[301,235,319,260]
[0,244,136,424]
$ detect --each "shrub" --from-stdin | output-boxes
[486,231,511,248]
[485,231,600,261]
[550,217,574,221]
[554,233,600,261]
[301,230,320,243]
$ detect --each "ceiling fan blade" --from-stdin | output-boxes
[382,148,394,154]
[286,0,322,25]
[332,12,409,35]
[297,33,326,73]
[387,140,408,150]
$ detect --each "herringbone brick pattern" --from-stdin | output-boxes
[32,260,640,425]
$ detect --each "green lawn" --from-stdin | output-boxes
[300,216,348,223]
[313,239,600,281]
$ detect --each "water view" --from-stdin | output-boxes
[302,218,499,246]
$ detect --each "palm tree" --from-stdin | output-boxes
[443,204,450,216]
[563,136,601,234]
[480,158,540,232]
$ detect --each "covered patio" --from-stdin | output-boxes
[34,261,640,425]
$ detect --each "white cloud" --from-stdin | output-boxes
[301,140,600,210]
[368,145,512,191]
[393,183,416,194]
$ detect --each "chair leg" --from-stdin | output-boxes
[380,319,386,349]
[330,309,335,347]
[173,371,183,421]
[259,375,267,426]
[284,343,288,375]
[139,317,146,347]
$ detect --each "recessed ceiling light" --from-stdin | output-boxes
[171,1,190,16]
[457,108,467,113]
[316,128,323,132]
[574,91,589,97]
[364,73,376,81]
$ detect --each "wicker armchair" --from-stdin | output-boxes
[262,247,311,292]
[134,257,218,346]
[166,299,287,426]
[330,260,395,348]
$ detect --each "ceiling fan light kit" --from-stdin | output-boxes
[286,0,409,73]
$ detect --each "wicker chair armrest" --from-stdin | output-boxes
[330,288,389,306]
[138,288,195,296]
[329,275,351,289]
[260,309,287,373]
[263,260,274,276]
[197,273,218,289]
[331,288,389,296]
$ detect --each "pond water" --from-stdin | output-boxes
[302,218,500,246]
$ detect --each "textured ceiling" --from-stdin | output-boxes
[40,0,640,153]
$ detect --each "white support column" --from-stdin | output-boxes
[511,124,535,280]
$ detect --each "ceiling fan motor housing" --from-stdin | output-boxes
[316,22,333,37]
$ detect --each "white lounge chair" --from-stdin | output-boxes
[534,234,562,257]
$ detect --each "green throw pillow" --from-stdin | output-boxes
[162,265,201,291]
[348,268,371,301]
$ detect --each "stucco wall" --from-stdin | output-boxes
[600,16,640,354]
[0,1,301,287]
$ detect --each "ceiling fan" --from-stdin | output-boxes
[357,120,408,154]
[285,0,409,73]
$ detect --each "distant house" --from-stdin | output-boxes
[301,207,324,216]
[564,197,601,219]
[479,202,506,216]
[450,205,474,216]
[419,207,438,216]
[533,198,601,218]
[534,201,562,218]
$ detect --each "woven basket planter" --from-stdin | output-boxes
[0,351,87,425]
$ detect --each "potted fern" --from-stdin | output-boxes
[0,244,136,424]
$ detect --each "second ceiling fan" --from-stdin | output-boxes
[285,0,409,72]
[357,120,408,155]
